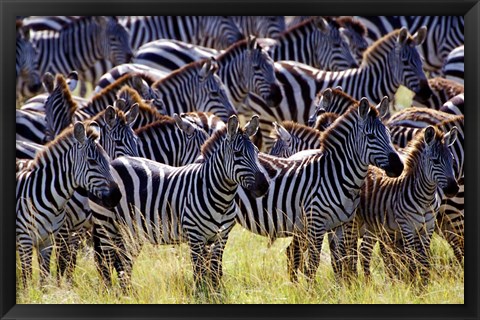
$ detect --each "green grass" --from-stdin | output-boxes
[16,225,464,304]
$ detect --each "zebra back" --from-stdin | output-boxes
[412,77,464,109]
[151,58,237,122]
[442,45,464,85]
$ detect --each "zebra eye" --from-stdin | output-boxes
[366,133,375,139]
[432,158,440,165]
[87,159,97,166]
[234,150,243,157]
[253,65,261,71]
[211,91,219,97]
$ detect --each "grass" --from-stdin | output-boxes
[16,224,464,304]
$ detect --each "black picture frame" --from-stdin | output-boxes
[2,1,478,319]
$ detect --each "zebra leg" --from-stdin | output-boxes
[359,231,376,282]
[17,236,34,288]
[189,241,209,289]
[328,227,346,283]
[114,235,138,293]
[209,236,229,289]
[55,224,80,283]
[416,228,433,286]
[342,219,360,280]
[37,238,54,286]
[304,224,326,282]
[92,222,115,288]
[286,234,304,283]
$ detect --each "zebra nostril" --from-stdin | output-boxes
[385,152,404,177]
[443,178,459,198]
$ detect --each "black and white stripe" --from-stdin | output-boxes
[442,45,464,85]
[16,19,42,100]
[90,115,269,290]
[231,16,285,38]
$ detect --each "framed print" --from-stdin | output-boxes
[2,0,479,319]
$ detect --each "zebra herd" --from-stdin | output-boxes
[15,15,464,294]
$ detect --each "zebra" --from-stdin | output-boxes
[23,16,133,96]
[118,16,244,51]
[285,16,369,65]
[354,16,464,75]
[150,58,237,122]
[89,115,269,290]
[440,93,464,116]
[230,16,286,38]
[264,16,357,71]
[235,97,404,282]
[16,121,121,287]
[412,77,464,110]
[268,121,322,158]
[442,45,464,85]
[133,36,282,110]
[135,113,211,166]
[16,19,42,101]
[386,111,465,264]
[352,126,459,285]
[244,27,432,151]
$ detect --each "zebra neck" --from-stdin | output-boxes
[217,51,249,105]
[200,151,238,208]
[355,59,399,101]
[405,156,438,206]
[273,23,317,66]
[33,149,77,211]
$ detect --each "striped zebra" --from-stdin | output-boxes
[355,16,464,75]
[231,16,285,38]
[245,27,432,151]
[16,122,121,287]
[16,19,42,101]
[440,93,464,116]
[150,58,237,122]
[285,16,369,65]
[353,126,459,284]
[235,97,404,282]
[265,16,357,71]
[135,114,211,166]
[133,37,282,110]
[386,110,465,263]
[119,16,244,51]
[23,16,133,96]
[90,115,269,290]
[412,77,464,110]
[442,45,464,85]
[269,121,322,158]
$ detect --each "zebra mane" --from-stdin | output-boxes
[320,102,379,151]
[335,16,367,36]
[402,126,444,176]
[273,121,322,141]
[134,115,178,134]
[313,111,339,131]
[279,16,322,37]
[33,124,99,165]
[52,73,78,116]
[428,77,464,96]
[361,29,412,65]
[152,58,211,86]
[200,126,247,159]
[217,37,251,59]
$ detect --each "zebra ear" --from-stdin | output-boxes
[42,72,55,94]
[174,113,196,135]
[397,27,409,46]
[247,35,258,50]
[126,103,139,127]
[376,96,389,119]
[413,26,427,46]
[358,97,370,120]
[245,115,259,137]
[73,121,86,144]
[321,88,333,109]
[444,126,458,147]
[199,59,212,81]
[104,106,117,128]
[273,122,291,143]
[114,98,127,111]
[66,71,79,92]
[227,115,239,139]
[315,17,329,33]
[334,86,343,91]
[424,126,436,146]
[131,75,145,93]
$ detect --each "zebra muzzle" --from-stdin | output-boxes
[89,183,122,208]
[414,79,433,102]
[384,152,404,177]
[442,178,459,198]
[247,171,270,198]
[266,83,283,108]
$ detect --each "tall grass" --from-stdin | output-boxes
[16,224,464,304]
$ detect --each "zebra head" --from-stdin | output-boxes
[422,126,459,198]
[72,121,121,208]
[199,16,244,50]
[43,72,78,143]
[96,16,133,65]
[391,26,432,102]
[174,113,210,158]
[312,17,358,71]
[336,16,369,64]
[356,97,404,177]
[100,101,140,158]
[270,122,293,158]
[16,21,42,95]
[196,58,237,122]
[245,36,282,108]
[223,115,269,197]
